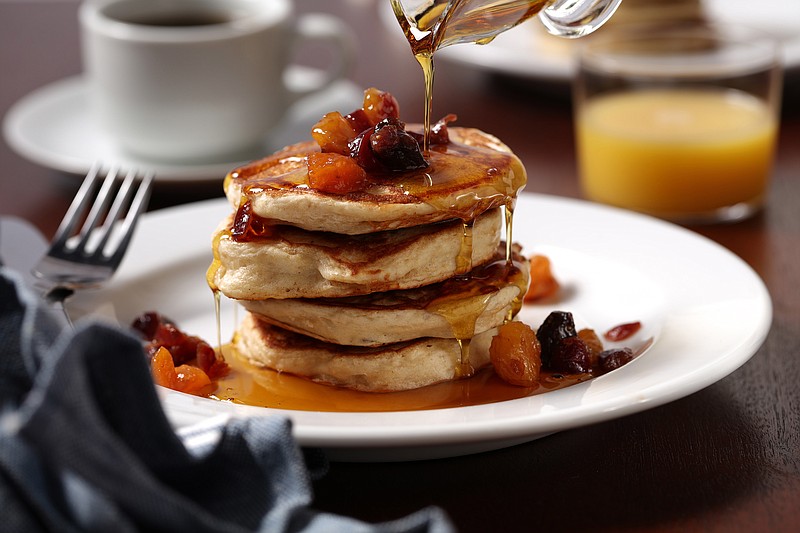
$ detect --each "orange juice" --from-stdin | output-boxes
[576,88,777,219]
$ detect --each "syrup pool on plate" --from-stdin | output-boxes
[208,344,590,412]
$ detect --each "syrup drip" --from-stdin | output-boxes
[391,0,552,146]
[504,202,515,264]
[455,220,475,275]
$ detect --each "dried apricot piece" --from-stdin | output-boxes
[175,365,212,394]
[307,152,368,194]
[362,87,400,125]
[311,111,357,155]
[490,321,541,387]
[151,346,178,390]
[578,328,603,355]
[524,254,560,301]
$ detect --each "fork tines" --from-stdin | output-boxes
[48,164,154,267]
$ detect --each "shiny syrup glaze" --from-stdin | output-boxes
[223,137,525,223]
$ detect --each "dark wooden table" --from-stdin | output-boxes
[3,2,799,531]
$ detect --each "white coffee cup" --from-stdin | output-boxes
[79,0,354,163]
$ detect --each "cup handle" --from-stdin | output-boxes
[285,13,356,105]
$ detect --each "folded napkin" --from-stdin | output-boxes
[0,268,453,533]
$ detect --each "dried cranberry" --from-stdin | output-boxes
[596,348,634,375]
[196,341,229,379]
[131,311,163,340]
[369,118,428,171]
[550,336,592,374]
[407,114,457,147]
[430,113,456,144]
[537,311,578,368]
[348,129,381,172]
[344,108,373,135]
[604,321,641,342]
[231,201,274,242]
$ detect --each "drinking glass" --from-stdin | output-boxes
[574,24,782,223]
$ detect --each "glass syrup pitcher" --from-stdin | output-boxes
[391,0,623,146]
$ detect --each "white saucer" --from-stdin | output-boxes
[2,72,363,183]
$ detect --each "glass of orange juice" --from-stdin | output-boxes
[574,24,782,223]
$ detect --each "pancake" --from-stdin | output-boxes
[235,312,496,392]
[240,250,529,346]
[210,207,503,300]
[223,127,527,235]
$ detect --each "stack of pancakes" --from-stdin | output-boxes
[207,125,530,392]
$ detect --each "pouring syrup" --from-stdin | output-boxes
[390,0,622,148]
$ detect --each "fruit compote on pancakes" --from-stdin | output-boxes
[206,88,533,394]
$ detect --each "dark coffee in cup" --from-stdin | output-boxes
[125,12,231,27]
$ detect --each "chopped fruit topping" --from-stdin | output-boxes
[151,346,179,389]
[174,364,212,393]
[604,321,642,342]
[232,200,275,242]
[524,254,560,301]
[408,113,456,147]
[369,118,428,171]
[490,321,541,387]
[307,152,369,194]
[132,311,229,381]
[597,348,635,375]
[150,346,213,393]
[306,87,451,193]
[344,108,373,134]
[311,111,357,155]
[536,311,578,368]
[549,336,592,374]
[348,129,382,172]
[362,87,400,124]
[577,328,604,368]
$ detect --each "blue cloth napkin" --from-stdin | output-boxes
[0,268,454,533]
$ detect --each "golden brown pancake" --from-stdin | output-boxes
[240,251,529,346]
[209,208,503,300]
[223,127,527,235]
[235,312,496,392]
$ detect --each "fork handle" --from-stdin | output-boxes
[44,286,75,328]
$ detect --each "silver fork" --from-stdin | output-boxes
[32,164,154,324]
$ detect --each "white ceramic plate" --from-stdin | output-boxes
[2,72,363,183]
[380,0,800,83]
[69,195,771,462]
